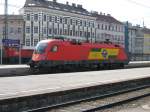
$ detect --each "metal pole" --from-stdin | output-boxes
[4,0,8,39]
[19,44,21,64]
[4,0,8,64]
[1,43,2,64]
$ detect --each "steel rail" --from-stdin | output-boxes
[26,84,150,112]
[83,90,150,112]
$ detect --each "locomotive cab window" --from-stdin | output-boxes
[34,42,48,54]
[51,45,58,52]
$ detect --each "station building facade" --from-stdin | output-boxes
[128,24,150,61]
[20,0,125,48]
[0,15,24,46]
[92,12,125,47]
[20,0,97,49]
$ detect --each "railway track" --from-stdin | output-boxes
[26,85,150,112]
[1,63,150,77]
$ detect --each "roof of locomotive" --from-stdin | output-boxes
[39,39,123,48]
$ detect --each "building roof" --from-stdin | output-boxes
[92,13,123,25]
[141,27,150,34]
[0,15,23,21]
[24,0,91,16]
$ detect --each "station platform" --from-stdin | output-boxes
[0,67,149,100]
[0,61,150,76]
[0,65,28,76]
[0,67,149,111]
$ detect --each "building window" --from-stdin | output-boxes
[87,32,90,38]
[10,27,14,33]
[18,28,22,33]
[60,29,62,35]
[64,29,67,35]
[26,26,30,33]
[2,27,5,34]
[60,17,62,23]
[84,21,86,27]
[43,15,47,21]
[92,33,95,37]
[112,26,114,31]
[88,22,90,27]
[44,27,47,34]
[49,16,52,22]
[98,24,100,29]
[84,32,87,37]
[75,31,78,36]
[34,39,38,46]
[65,18,67,24]
[34,26,38,34]
[116,26,118,31]
[76,20,78,25]
[34,14,38,21]
[70,30,72,36]
[26,14,30,21]
[105,25,107,30]
[55,16,57,23]
[70,19,72,25]
[49,28,52,34]
[101,24,103,30]
[80,20,82,26]
[80,31,82,37]
[121,27,124,32]
[109,25,111,30]
[26,39,30,46]
[73,30,75,36]
[92,22,94,28]
[54,28,57,35]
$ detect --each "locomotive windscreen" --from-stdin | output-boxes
[34,42,48,54]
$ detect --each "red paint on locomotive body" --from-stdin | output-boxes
[30,39,128,69]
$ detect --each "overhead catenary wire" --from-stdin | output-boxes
[125,0,150,8]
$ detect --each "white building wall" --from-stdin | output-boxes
[23,7,97,47]
[96,21,125,47]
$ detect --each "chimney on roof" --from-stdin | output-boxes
[100,12,102,15]
[77,4,82,8]
[136,24,140,27]
[66,1,69,5]
[72,3,76,7]
[107,14,111,16]
[91,11,98,15]
[103,13,105,15]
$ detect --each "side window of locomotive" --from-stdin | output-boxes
[51,45,58,52]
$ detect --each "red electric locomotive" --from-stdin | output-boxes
[28,38,129,71]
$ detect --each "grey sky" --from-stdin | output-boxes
[0,0,150,27]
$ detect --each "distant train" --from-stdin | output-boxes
[28,38,129,71]
[3,47,33,64]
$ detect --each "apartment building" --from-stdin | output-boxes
[0,15,24,46]
[20,0,97,48]
[92,12,125,47]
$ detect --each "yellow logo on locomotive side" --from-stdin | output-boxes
[88,48,119,60]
